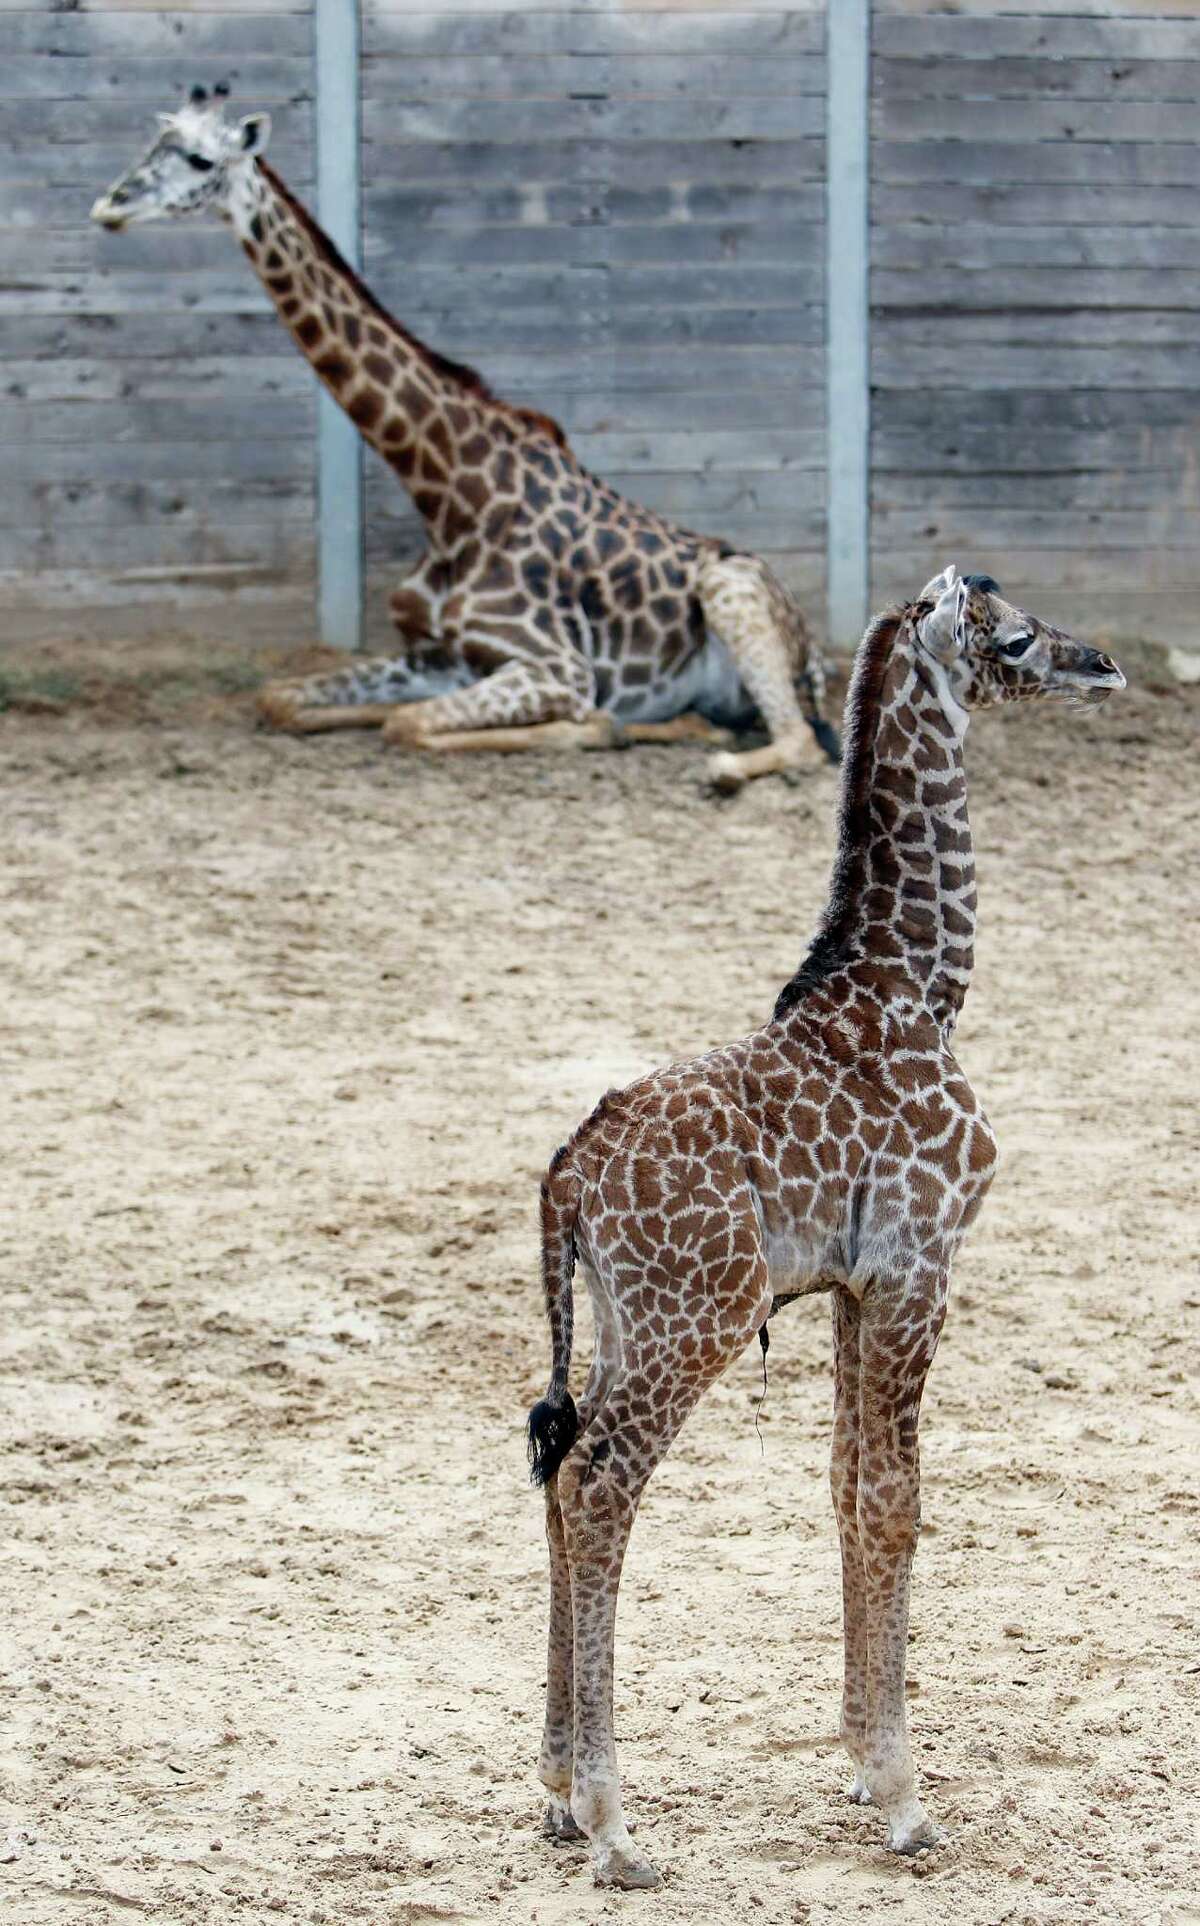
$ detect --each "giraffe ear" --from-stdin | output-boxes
[916,565,968,663]
[239,113,271,155]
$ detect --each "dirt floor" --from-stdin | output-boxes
[1,653,1197,1926]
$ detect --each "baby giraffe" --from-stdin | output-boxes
[526,566,1124,1889]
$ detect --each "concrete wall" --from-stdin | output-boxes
[0,0,317,645]
[870,0,1200,643]
[2,0,1197,655]
[359,0,828,643]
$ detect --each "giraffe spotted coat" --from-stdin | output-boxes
[527,566,1125,1888]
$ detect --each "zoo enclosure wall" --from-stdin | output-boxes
[2,0,1198,657]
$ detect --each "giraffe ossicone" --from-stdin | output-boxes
[91,90,839,789]
[527,573,1124,1888]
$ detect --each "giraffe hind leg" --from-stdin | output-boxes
[535,1261,623,1846]
[696,553,839,790]
[616,712,735,748]
[551,1186,771,1890]
[540,1476,586,1844]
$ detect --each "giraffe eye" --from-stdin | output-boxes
[996,635,1034,662]
[186,152,215,173]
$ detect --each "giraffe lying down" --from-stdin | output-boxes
[526,567,1125,1887]
[259,548,841,792]
[90,87,839,792]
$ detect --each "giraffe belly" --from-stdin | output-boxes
[609,633,757,727]
[762,1223,843,1298]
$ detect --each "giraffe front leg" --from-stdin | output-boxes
[539,1476,585,1845]
[258,645,448,734]
[380,659,593,751]
[856,1265,949,1855]
[830,1291,871,1804]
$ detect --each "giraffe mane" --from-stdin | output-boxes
[257,161,571,451]
[774,604,909,1017]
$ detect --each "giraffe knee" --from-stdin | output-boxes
[389,588,432,637]
[557,1440,634,1567]
[830,1455,859,1525]
[859,1494,920,1576]
[381,712,428,749]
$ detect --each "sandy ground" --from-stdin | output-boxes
[1,659,1197,1926]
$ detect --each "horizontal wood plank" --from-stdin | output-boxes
[1,474,314,528]
[362,94,825,143]
[873,97,1200,142]
[15,437,315,483]
[875,386,1199,434]
[873,224,1200,270]
[363,11,824,58]
[0,12,311,54]
[361,52,828,100]
[0,518,314,569]
[876,56,1200,101]
[875,13,1200,60]
[0,53,313,99]
[875,507,1200,551]
[872,465,1198,512]
[871,546,1200,594]
[874,268,1200,309]
[875,138,1200,188]
[2,395,312,445]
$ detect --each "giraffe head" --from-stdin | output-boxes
[913,565,1125,713]
[90,86,269,230]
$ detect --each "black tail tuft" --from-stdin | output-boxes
[811,716,842,765]
[526,1392,580,1488]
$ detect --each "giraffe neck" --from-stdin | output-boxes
[779,609,976,1035]
[227,160,537,549]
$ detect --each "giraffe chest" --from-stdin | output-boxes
[754,1076,998,1296]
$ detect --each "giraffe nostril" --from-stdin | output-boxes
[1081,646,1117,677]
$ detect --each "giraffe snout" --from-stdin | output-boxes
[91,190,128,228]
[1064,644,1125,697]
[1086,647,1123,681]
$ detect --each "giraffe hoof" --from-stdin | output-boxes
[887,1807,943,1856]
[846,1773,874,1806]
[380,718,426,750]
[543,1799,587,1845]
[256,688,301,731]
[593,1844,662,1891]
[706,750,747,795]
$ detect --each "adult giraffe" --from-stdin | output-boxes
[526,567,1125,1888]
[91,88,838,790]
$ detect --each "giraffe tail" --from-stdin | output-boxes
[526,1157,580,1488]
[807,695,842,764]
[798,655,842,765]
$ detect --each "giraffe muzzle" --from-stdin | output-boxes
[1062,646,1126,705]
[90,194,129,231]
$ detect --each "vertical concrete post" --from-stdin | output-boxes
[826,0,870,649]
[315,0,363,649]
